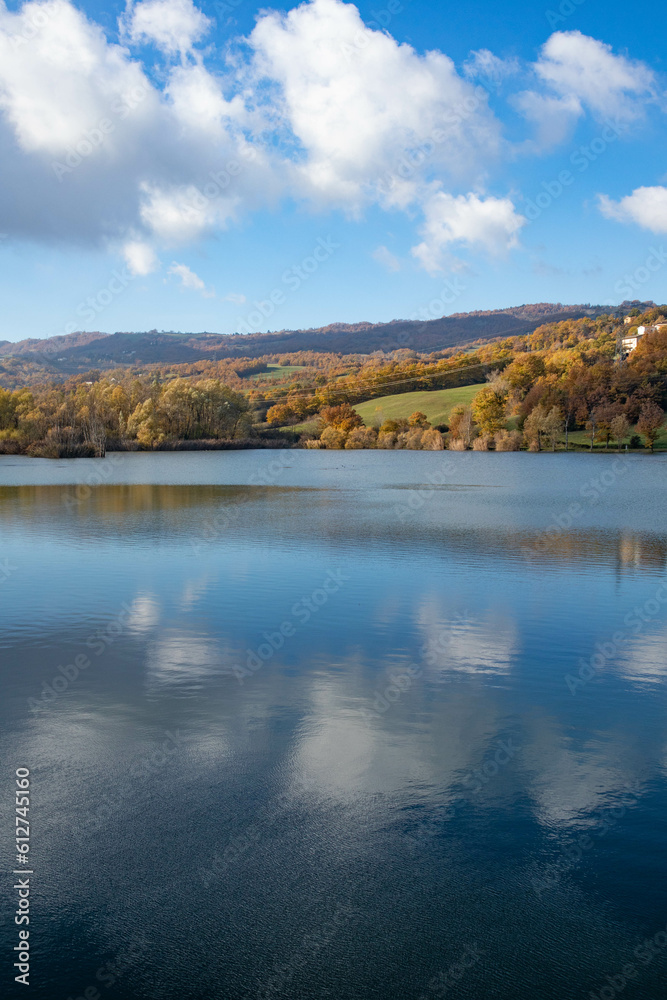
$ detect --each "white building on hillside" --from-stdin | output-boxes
[621,322,667,355]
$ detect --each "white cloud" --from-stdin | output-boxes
[123,239,159,275]
[533,31,655,122]
[146,630,225,694]
[139,183,241,244]
[249,0,501,211]
[411,191,526,273]
[224,292,246,304]
[524,713,641,829]
[512,91,582,151]
[126,593,161,630]
[1,0,651,282]
[0,0,156,155]
[372,245,400,272]
[616,627,667,685]
[166,63,245,134]
[598,186,667,233]
[122,0,211,57]
[0,0,271,254]
[415,601,519,677]
[463,49,520,89]
[168,261,215,296]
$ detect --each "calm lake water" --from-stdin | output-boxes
[1,450,666,1000]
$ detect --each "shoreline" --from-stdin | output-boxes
[0,443,662,460]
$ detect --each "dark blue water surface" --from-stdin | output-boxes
[1,450,666,1000]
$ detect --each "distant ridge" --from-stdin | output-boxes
[0,301,655,381]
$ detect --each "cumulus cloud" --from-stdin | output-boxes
[248,0,502,211]
[511,91,582,151]
[533,30,655,122]
[122,0,211,57]
[0,0,273,257]
[123,239,159,274]
[598,186,667,233]
[463,49,520,90]
[372,245,400,272]
[0,0,656,281]
[411,191,526,273]
[0,0,155,155]
[139,182,241,244]
[168,261,215,296]
[166,63,245,134]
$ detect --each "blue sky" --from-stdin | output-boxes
[0,0,666,342]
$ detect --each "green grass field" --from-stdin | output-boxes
[565,426,667,450]
[354,383,485,427]
[248,364,305,381]
[268,380,667,449]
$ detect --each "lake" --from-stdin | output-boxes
[1,450,666,1000]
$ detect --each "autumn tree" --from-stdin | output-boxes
[637,401,665,452]
[585,409,598,451]
[504,354,546,398]
[421,427,444,450]
[472,384,507,434]
[345,427,377,449]
[542,406,563,452]
[266,402,297,426]
[593,401,622,450]
[448,405,476,448]
[523,404,549,451]
[319,404,364,434]
[610,413,631,451]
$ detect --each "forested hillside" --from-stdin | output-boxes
[0,306,665,456]
[0,301,633,386]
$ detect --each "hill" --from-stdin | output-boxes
[0,301,649,386]
[1,306,666,455]
[354,384,485,427]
